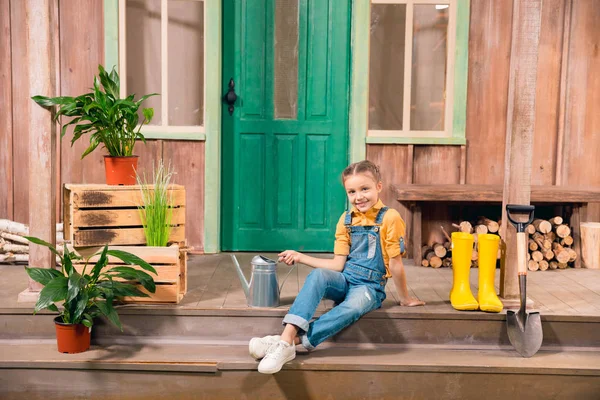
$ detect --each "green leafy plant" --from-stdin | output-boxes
[136,160,175,247]
[32,65,157,159]
[24,236,157,330]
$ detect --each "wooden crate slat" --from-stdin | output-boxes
[71,244,180,265]
[123,283,181,303]
[72,207,186,228]
[72,226,185,247]
[73,263,179,283]
[65,184,186,208]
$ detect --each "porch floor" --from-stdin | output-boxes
[1,253,599,317]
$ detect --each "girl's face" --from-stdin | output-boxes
[344,172,382,213]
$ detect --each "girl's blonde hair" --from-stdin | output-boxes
[341,160,382,183]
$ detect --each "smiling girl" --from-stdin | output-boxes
[249,160,424,374]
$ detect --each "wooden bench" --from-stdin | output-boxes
[392,184,600,268]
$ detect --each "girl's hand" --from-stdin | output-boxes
[278,250,301,265]
[400,297,426,307]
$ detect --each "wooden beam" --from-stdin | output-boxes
[499,0,542,300]
[391,184,600,203]
[23,0,58,295]
[555,0,572,185]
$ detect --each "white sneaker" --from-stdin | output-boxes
[249,335,281,359]
[257,340,296,374]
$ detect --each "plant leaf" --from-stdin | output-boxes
[24,236,61,258]
[66,270,83,303]
[106,266,156,293]
[91,245,109,282]
[35,276,68,313]
[106,250,157,275]
[25,267,63,286]
[47,304,59,312]
[63,244,73,276]
[95,299,122,331]
[72,290,89,323]
[97,280,149,298]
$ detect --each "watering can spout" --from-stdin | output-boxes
[230,255,250,299]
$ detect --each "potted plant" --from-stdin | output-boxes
[136,160,176,247]
[24,236,157,354]
[32,65,157,185]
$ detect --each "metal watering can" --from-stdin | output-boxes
[231,255,296,308]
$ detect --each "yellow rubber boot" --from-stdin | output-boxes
[477,234,503,313]
[450,232,478,311]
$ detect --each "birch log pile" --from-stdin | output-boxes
[418,215,577,271]
[525,216,576,271]
[0,219,64,264]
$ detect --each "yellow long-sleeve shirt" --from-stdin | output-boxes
[333,199,406,278]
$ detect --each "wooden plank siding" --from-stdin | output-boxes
[0,0,205,252]
[0,0,599,255]
[0,0,12,220]
[561,1,600,218]
[9,0,31,224]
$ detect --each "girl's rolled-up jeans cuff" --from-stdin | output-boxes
[282,313,309,332]
[300,334,315,350]
[283,313,315,350]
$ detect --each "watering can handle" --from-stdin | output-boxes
[278,262,297,293]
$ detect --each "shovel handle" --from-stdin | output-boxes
[517,232,527,276]
[506,204,535,277]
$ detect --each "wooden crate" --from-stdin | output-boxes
[72,244,187,303]
[63,184,185,247]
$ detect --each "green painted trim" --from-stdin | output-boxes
[452,0,470,140]
[203,0,222,253]
[349,0,369,162]
[366,136,466,145]
[141,132,207,141]
[104,0,119,71]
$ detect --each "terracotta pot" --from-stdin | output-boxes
[54,316,91,354]
[104,155,139,185]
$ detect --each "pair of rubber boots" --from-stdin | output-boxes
[450,232,503,313]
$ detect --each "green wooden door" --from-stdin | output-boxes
[221,0,350,251]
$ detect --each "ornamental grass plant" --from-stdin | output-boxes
[136,160,175,247]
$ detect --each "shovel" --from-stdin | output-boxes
[505,204,543,357]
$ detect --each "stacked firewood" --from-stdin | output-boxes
[420,217,501,268]
[420,215,576,271]
[525,216,576,271]
[0,219,64,264]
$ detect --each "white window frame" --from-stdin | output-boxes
[116,0,207,140]
[367,0,466,145]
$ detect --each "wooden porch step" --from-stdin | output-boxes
[4,308,600,349]
[1,342,599,375]
[1,342,599,400]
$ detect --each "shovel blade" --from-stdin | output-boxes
[506,310,543,357]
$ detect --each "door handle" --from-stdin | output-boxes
[223,78,237,116]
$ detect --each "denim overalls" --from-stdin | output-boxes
[282,207,390,350]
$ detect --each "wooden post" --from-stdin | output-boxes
[18,0,58,301]
[499,0,542,301]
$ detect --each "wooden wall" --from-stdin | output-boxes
[1,0,598,254]
[369,0,600,252]
[0,0,206,251]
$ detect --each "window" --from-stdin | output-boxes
[106,0,207,140]
[366,0,468,144]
